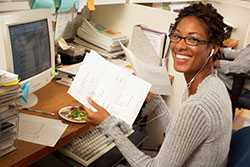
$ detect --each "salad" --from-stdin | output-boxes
[64,106,87,121]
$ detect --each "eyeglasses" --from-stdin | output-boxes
[169,33,209,46]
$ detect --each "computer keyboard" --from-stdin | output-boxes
[59,127,133,166]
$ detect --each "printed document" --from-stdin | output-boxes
[121,42,172,95]
[68,50,151,126]
[18,113,68,147]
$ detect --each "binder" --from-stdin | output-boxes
[129,25,168,66]
[121,25,172,95]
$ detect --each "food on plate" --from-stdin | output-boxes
[61,106,87,121]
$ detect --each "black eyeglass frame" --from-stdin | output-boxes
[169,33,210,46]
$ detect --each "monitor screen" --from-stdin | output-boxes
[9,19,51,81]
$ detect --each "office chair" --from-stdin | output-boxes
[217,43,250,118]
[229,73,250,117]
[227,126,250,167]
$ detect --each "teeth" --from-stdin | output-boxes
[176,54,191,60]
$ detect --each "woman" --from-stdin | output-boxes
[84,3,232,167]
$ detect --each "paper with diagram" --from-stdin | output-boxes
[18,113,68,147]
[68,50,151,126]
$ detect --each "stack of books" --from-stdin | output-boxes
[76,18,128,53]
[0,70,21,157]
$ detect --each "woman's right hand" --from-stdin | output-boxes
[83,97,110,125]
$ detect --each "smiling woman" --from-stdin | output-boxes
[170,16,216,93]
[82,2,233,167]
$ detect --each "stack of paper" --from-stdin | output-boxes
[74,37,125,59]
[76,18,128,52]
[0,70,20,157]
[0,70,19,86]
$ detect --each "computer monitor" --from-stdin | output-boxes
[0,9,55,107]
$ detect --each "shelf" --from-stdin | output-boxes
[0,1,30,12]
[130,0,202,3]
[208,0,250,9]
[94,0,126,5]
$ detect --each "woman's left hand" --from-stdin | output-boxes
[83,97,110,125]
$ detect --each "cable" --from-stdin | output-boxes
[139,111,167,126]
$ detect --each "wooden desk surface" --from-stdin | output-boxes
[0,82,92,167]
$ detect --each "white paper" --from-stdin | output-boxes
[121,43,172,95]
[57,62,82,75]
[0,69,18,83]
[68,50,151,126]
[55,11,77,40]
[18,113,68,147]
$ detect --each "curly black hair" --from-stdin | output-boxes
[170,2,232,47]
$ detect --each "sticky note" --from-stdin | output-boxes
[51,68,58,78]
[87,0,95,11]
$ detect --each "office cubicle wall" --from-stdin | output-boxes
[91,4,176,40]
[90,4,183,148]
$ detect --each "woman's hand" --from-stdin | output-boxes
[145,92,156,103]
[83,97,110,125]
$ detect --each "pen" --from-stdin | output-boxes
[22,108,56,116]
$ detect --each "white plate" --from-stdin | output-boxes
[58,106,87,123]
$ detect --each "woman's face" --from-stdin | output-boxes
[170,16,212,76]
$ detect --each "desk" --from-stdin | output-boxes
[0,82,92,167]
[0,81,147,167]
